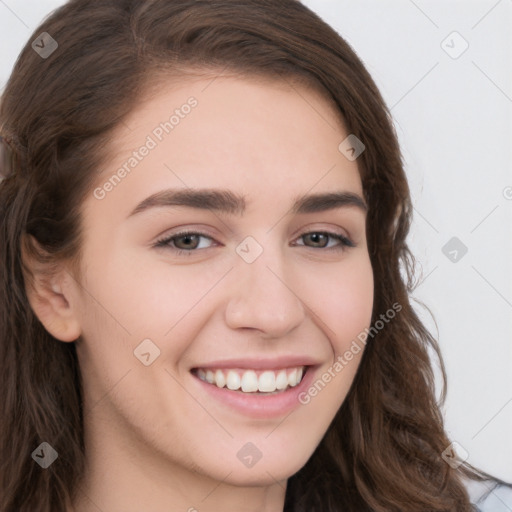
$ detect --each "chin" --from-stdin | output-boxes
[200,450,311,487]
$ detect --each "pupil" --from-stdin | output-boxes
[309,233,326,247]
[180,234,197,249]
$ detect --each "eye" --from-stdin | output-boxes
[153,229,356,256]
[154,231,216,255]
[294,231,355,251]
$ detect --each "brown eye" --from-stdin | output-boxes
[303,232,329,248]
[173,234,201,250]
[154,231,216,253]
[297,231,355,251]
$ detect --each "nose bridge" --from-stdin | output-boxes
[224,236,306,336]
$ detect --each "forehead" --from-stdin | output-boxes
[88,74,363,220]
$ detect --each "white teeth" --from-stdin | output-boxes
[258,371,276,392]
[275,370,288,390]
[215,369,226,388]
[195,366,306,393]
[226,370,241,390]
[287,368,298,387]
[241,370,259,392]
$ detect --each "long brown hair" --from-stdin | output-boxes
[0,1,507,510]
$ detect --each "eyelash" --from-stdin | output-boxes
[154,229,356,256]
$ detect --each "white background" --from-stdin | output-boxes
[1,0,511,488]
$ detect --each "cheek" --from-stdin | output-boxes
[303,253,374,352]
[80,242,225,338]
[293,256,373,425]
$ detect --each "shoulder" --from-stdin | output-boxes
[466,480,512,511]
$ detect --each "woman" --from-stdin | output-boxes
[0,1,509,510]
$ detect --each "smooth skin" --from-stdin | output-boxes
[25,74,374,512]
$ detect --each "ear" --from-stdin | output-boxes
[21,235,82,342]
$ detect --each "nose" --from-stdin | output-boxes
[224,242,306,338]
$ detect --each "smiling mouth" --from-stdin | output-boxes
[191,366,308,394]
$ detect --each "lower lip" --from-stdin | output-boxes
[190,366,317,419]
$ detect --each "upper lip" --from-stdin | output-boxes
[191,355,321,371]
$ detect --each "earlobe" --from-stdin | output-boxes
[21,236,82,343]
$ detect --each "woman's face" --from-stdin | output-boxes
[67,75,373,491]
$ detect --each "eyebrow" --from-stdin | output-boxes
[127,187,368,218]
